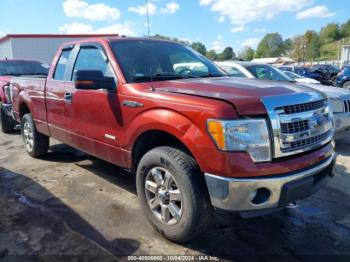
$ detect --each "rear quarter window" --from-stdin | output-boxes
[53,49,72,81]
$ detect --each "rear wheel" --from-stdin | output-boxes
[343,81,350,89]
[21,113,49,158]
[0,104,14,133]
[136,146,212,243]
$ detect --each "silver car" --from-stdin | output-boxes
[216,61,350,138]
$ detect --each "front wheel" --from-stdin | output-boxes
[136,146,212,243]
[21,113,49,158]
[343,81,350,89]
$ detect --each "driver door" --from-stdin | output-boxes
[64,43,124,164]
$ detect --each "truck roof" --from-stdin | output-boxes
[60,36,184,48]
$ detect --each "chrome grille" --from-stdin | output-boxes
[288,131,332,151]
[343,100,350,113]
[277,99,326,114]
[262,93,334,158]
[280,120,309,134]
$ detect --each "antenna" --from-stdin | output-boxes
[146,0,151,38]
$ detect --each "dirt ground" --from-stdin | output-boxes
[0,130,350,261]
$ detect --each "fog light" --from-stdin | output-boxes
[250,187,271,205]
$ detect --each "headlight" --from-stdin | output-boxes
[329,98,344,113]
[207,119,271,162]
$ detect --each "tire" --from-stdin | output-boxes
[21,113,49,158]
[0,104,14,133]
[343,81,350,89]
[136,146,212,243]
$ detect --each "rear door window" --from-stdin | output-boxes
[53,49,72,81]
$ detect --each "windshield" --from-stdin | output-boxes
[111,40,226,83]
[245,64,295,82]
[284,71,302,79]
[0,61,49,76]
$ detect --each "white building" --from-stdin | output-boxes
[0,34,118,64]
[251,57,295,65]
[341,45,350,66]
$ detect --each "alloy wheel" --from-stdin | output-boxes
[145,167,183,225]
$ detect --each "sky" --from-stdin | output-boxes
[0,0,349,53]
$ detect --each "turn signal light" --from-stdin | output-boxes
[207,120,226,150]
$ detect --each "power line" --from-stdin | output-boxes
[146,0,150,37]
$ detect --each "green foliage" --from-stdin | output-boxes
[255,33,285,58]
[218,47,235,60]
[305,31,321,60]
[239,47,255,61]
[341,19,350,38]
[319,23,341,44]
[206,50,218,60]
[191,42,207,55]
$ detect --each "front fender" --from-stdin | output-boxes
[125,108,217,171]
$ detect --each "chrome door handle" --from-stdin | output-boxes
[64,92,73,103]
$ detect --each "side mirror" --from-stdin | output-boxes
[74,70,115,90]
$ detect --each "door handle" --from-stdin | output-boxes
[64,92,73,103]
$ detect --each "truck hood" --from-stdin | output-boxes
[299,83,350,99]
[153,77,320,115]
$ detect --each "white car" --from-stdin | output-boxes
[283,70,321,84]
[217,61,350,137]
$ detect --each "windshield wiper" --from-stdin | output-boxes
[197,73,225,78]
[132,72,199,82]
[22,73,48,76]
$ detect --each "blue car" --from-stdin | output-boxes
[335,66,350,89]
[279,66,323,82]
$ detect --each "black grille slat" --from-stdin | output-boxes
[283,131,331,152]
[277,100,326,114]
[280,120,309,134]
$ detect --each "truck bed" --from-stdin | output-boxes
[11,76,48,133]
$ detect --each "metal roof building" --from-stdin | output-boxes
[251,57,295,65]
[0,34,118,64]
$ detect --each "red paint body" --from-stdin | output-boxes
[11,37,333,178]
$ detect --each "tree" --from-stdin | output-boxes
[191,42,207,56]
[219,47,235,60]
[291,35,306,62]
[283,38,293,56]
[239,47,255,61]
[255,33,285,58]
[340,19,350,38]
[304,30,320,60]
[319,23,341,44]
[206,50,218,60]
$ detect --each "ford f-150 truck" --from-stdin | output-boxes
[0,59,49,132]
[10,37,336,242]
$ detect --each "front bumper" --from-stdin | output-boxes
[205,153,336,212]
[1,103,16,123]
[333,112,350,137]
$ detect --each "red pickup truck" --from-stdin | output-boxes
[10,37,336,242]
[0,59,49,132]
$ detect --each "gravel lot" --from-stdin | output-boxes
[1,130,350,261]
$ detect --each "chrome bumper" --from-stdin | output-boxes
[204,153,336,212]
[333,112,350,136]
[1,103,16,121]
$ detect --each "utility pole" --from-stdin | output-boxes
[146,0,150,38]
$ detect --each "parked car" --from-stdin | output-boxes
[335,66,350,89]
[10,37,336,242]
[279,65,333,85]
[283,70,321,84]
[0,59,49,133]
[310,64,340,85]
[217,61,350,137]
